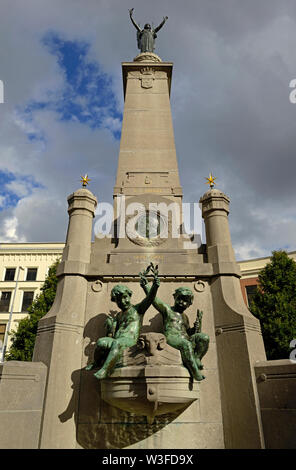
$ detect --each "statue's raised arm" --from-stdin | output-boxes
[129,8,141,32]
[139,266,210,382]
[139,263,169,316]
[155,16,168,33]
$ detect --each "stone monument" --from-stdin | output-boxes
[0,11,295,450]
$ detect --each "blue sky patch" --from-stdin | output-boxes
[18,33,122,141]
[0,171,18,209]
[3,33,122,213]
[37,32,123,139]
[0,171,43,211]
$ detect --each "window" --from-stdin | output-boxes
[4,268,16,281]
[21,291,34,312]
[0,291,12,312]
[246,285,257,307]
[0,324,6,346]
[26,268,37,281]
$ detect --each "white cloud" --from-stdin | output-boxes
[5,180,32,198]
[102,116,122,134]
[233,243,267,261]
[0,0,296,260]
[1,217,25,243]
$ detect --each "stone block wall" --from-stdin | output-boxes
[255,359,296,449]
[0,361,47,448]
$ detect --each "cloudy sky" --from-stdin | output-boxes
[0,0,296,260]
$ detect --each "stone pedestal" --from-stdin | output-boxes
[0,362,47,448]
[100,334,199,425]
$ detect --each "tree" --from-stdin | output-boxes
[5,259,60,361]
[250,250,296,360]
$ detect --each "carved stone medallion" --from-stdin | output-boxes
[91,280,103,292]
[140,67,155,89]
[194,280,207,293]
[125,209,168,247]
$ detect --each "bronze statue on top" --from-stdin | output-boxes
[129,8,168,53]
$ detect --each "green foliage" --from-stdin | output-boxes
[5,259,60,361]
[250,250,296,360]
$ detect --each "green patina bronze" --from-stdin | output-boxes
[140,263,209,381]
[86,267,160,380]
[129,8,168,53]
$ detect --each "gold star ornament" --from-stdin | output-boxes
[80,174,91,187]
[205,173,217,189]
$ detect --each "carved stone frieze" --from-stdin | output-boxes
[133,52,162,63]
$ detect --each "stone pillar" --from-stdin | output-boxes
[33,187,97,449]
[200,189,235,264]
[63,188,97,264]
[200,188,266,449]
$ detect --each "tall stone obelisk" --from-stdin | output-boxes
[114,56,182,199]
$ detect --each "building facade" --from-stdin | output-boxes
[0,243,63,353]
[1,241,295,354]
[239,251,296,306]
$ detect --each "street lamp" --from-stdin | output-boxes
[0,266,24,362]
